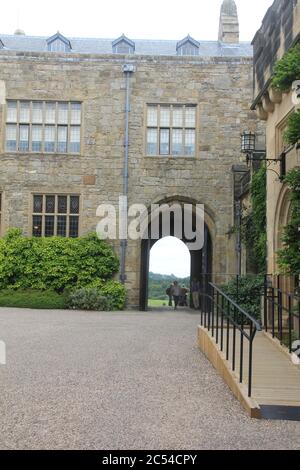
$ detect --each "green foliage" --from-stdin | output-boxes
[283,111,300,145]
[271,45,300,147]
[68,288,111,311]
[272,44,300,91]
[148,272,190,300]
[221,275,264,321]
[277,167,300,274]
[0,231,119,292]
[0,289,68,309]
[241,166,267,273]
[84,279,126,310]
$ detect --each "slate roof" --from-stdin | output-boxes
[0,34,253,57]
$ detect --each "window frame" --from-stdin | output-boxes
[275,109,295,156]
[30,193,81,238]
[145,103,198,158]
[5,100,82,155]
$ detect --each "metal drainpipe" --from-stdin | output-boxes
[120,64,135,284]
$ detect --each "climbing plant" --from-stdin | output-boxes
[240,165,267,273]
[271,44,300,146]
[271,43,300,91]
[283,110,300,145]
[277,167,300,274]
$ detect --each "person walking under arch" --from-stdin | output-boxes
[191,278,200,310]
[171,281,181,310]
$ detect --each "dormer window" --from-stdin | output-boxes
[0,39,4,49]
[112,35,135,54]
[176,35,199,56]
[47,32,71,52]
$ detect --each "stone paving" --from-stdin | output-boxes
[0,308,299,450]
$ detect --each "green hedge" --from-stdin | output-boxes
[0,229,119,292]
[0,289,68,309]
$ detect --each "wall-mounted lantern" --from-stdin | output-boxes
[241,131,285,180]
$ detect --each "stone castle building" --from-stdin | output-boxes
[251,0,300,276]
[0,0,261,308]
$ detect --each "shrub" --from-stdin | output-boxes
[98,280,126,310]
[0,230,119,292]
[221,275,264,321]
[272,44,300,91]
[68,288,111,311]
[83,279,126,310]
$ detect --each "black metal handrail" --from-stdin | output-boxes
[200,282,262,398]
[264,275,300,353]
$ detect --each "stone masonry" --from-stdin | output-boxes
[0,1,263,307]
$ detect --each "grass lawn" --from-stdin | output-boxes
[0,290,68,309]
[148,298,170,307]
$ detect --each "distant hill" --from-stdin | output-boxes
[148,272,190,300]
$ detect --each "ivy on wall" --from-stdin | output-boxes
[284,110,300,145]
[271,44,300,91]
[241,166,267,273]
[277,167,300,274]
[271,44,300,146]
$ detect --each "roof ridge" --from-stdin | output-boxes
[0,33,252,45]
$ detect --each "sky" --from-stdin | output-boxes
[150,237,191,278]
[0,0,274,277]
[0,0,274,41]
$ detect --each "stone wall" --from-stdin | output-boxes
[252,0,300,275]
[252,0,300,104]
[0,51,261,306]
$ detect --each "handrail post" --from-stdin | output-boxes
[216,291,219,344]
[271,287,275,338]
[248,324,254,398]
[226,300,230,361]
[264,274,268,331]
[232,306,236,371]
[288,295,292,353]
[278,289,283,343]
[221,295,224,352]
[240,316,244,383]
[211,287,215,338]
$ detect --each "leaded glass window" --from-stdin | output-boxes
[32,194,80,238]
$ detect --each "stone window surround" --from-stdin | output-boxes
[145,103,198,158]
[30,192,81,238]
[5,100,82,155]
[275,109,295,156]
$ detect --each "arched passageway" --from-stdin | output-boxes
[139,201,213,311]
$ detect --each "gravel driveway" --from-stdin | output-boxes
[0,307,299,450]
